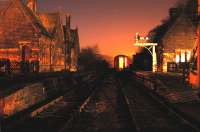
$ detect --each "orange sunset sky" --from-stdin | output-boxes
[38,0,178,58]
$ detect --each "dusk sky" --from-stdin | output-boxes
[38,0,177,58]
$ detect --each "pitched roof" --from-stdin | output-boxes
[0,0,51,38]
[18,0,51,37]
[148,19,176,44]
[38,12,64,38]
[39,13,59,33]
[0,0,69,44]
[162,14,196,52]
[148,0,198,45]
[0,1,10,13]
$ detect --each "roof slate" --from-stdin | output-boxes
[0,0,51,38]
[39,12,65,43]
[0,1,10,13]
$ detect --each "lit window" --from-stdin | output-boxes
[176,54,180,63]
[181,51,185,62]
[187,50,191,62]
[119,57,124,69]
[125,57,128,67]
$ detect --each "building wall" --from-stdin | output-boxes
[0,83,46,117]
[0,1,40,62]
[160,15,196,72]
[0,0,80,73]
[39,13,66,71]
[162,53,175,72]
[0,1,40,49]
[70,29,80,71]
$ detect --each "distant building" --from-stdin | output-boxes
[0,0,80,73]
[148,0,198,72]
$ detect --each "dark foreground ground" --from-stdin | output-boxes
[4,70,200,132]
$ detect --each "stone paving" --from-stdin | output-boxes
[136,71,200,125]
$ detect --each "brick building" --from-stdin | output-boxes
[0,0,80,72]
[148,0,198,72]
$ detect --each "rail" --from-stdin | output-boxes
[58,73,107,132]
[132,71,200,131]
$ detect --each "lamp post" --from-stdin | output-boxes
[134,33,157,72]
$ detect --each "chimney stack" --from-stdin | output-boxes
[169,8,179,20]
[66,15,71,31]
[27,0,37,13]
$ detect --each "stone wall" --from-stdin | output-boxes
[0,83,47,117]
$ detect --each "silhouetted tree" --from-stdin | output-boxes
[78,46,110,72]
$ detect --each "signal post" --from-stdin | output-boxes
[134,33,157,72]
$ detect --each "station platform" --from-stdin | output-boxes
[134,71,200,125]
[0,72,71,98]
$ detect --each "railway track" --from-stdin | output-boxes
[5,71,199,132]
[118,71,199,132]
[4,72,103,132]
[60,75,136,132]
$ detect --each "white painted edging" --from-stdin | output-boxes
[30,96,64,117]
